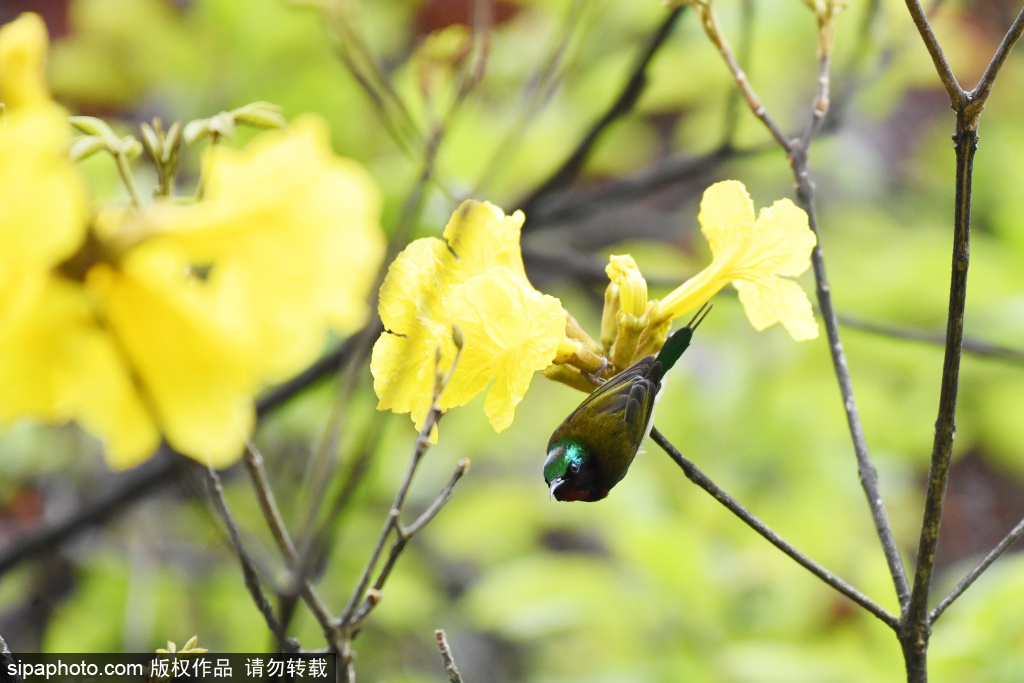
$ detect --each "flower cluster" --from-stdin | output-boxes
[0,13,384,468]
[372,201,568,435]
[372,181,818,434]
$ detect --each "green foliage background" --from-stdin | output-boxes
[3,0,1024,680]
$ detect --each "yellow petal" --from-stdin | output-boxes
[372,200,564,435]
[151,115,385,382]
[698,180,756,259]
[734,276,819,340]
[378,238,456,335]
[371,327,457,433]
[737,198,816,277]
[442,200,530,286]
[0,13,50,109]
[0,276,159,465]
[372,235,460,433]
[605,254,648,318]
[88,249,258,467]
[447,269,566,431]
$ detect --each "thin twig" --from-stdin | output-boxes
[435,629,464,683]
[524,142,771,229]
[903,0,963,106]
[474,0,589,195]
[839,313,1024,366]
[800,52,831,149]
[721,0,754,146]
[697,0,910,604]
[336,414,439,630]
[203,466,295,651]
[651,429,899,630]
[930,514,1024,622]
[798,192,911,607]
[968,5,1024,108]
[693,3,791,150]
[338,343,464,631]
[518,6,686,212]
[348,460,469,632]
[242,444,341,646]
[326,5,422,156]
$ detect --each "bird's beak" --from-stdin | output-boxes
[548,477,564,501]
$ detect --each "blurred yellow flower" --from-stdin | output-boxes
[0,13,87,314]
[0,16,385,468]
[657,180,818,340]
[0,12,50,109]
[150,115,385,382]
[372,201,567,434]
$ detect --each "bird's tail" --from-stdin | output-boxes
[656,303,712,371]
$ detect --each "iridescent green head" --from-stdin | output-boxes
[544,437,607,502]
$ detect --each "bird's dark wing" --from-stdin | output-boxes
[548,357,664,486]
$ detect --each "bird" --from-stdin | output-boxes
[543,304,710,502]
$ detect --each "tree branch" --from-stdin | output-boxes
[652,429,899,629]
[435,629,464,683]
[347,460,469,632]
[518,6,686,213]
[902,118,979,678]
[0,330,369,578]
[697,0,912,605]
[929,513,1024,622]
[839,313,1024,366]
[242,443,340,647]
[966,4,1024,109]
[903,0,963,107]
[797,188,911,606]
[202,465,297,652]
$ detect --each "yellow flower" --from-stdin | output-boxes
[0,20,385,470]
[0,276,156,460]
[657,180,818,340]
[149,115,385,382]
[85,242,261,467]
[606,254,648,319]
[372,200,567,434]
[0,13,87,314]
[0,12,50,109]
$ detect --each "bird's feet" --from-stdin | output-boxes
[581,358,609,386]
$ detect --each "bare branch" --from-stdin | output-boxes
[435,629,465,683]
[692,2,791,151]
[902,117,979,682]
[338,342,465,632]
[202,466,297,652]
[348,459,470,632]
[798,193,911,606]
[902,0,964,106]
[652,429,899,630]
[242,444,340,646]
[930,514,1024,622]
[518,6,687,212]
[839,313,1024,366]
[968,5,1024,112]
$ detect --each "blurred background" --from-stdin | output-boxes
[2,0,1024,680]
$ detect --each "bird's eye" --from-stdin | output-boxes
[570,461,580,474]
